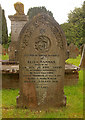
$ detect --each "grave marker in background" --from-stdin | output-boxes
[8,2,28,61]
[67,43,79,58]
[17,13,67,109]
[79,44,85,69]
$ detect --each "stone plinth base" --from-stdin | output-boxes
[8,15,28,61]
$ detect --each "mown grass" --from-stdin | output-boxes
[2,55,83,118]
[0,54,9,60]
[66,55,81,67]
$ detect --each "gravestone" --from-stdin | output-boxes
[17,13,66,109]
[80,44,84,56]
[8,2,28,61]
[79,44,85,69]
[67,43,79,58]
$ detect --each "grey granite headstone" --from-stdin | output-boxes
[17,13,66,109]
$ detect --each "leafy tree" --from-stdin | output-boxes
[2,9,8,45]
[61,1,85,48]
[8,33,11,46]
[82,1,85,41]
[27,6,53,20]
[68,8,83,24]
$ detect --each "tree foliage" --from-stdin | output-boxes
[27,6,53,20]
[2,9,8,45]
[8,32,11,45]
[61,1,85,48]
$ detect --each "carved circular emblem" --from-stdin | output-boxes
[35,36,51,52]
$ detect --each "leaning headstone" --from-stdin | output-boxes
[68,43,79,58]
[79,44,85,69]
[80,44,84,56]
[8,2,28,61]
[17,13,67,109]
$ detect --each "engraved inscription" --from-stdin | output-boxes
[22,54,62,88]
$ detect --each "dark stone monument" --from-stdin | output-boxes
[17,13,66,109]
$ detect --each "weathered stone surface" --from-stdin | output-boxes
[8,41,18,61]
[8,16,28,42]
[65,63,79,86]
[17,13,67,109]
[2,73,19,89]
[2,62,79,89]
[14,2,24,16]
[80,44,84,56]
[67,43,79,58]
[8,14,28,61]
[79,44,85,69]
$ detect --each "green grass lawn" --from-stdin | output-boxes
[0,54,9,60]
[66,55,81,67]
[1,55,84,118]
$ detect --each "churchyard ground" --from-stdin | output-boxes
[1,54,83,118]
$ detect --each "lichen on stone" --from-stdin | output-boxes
[14,2,25,16]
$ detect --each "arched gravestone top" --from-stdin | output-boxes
[17,13,67,109]
[18,13,66,50]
